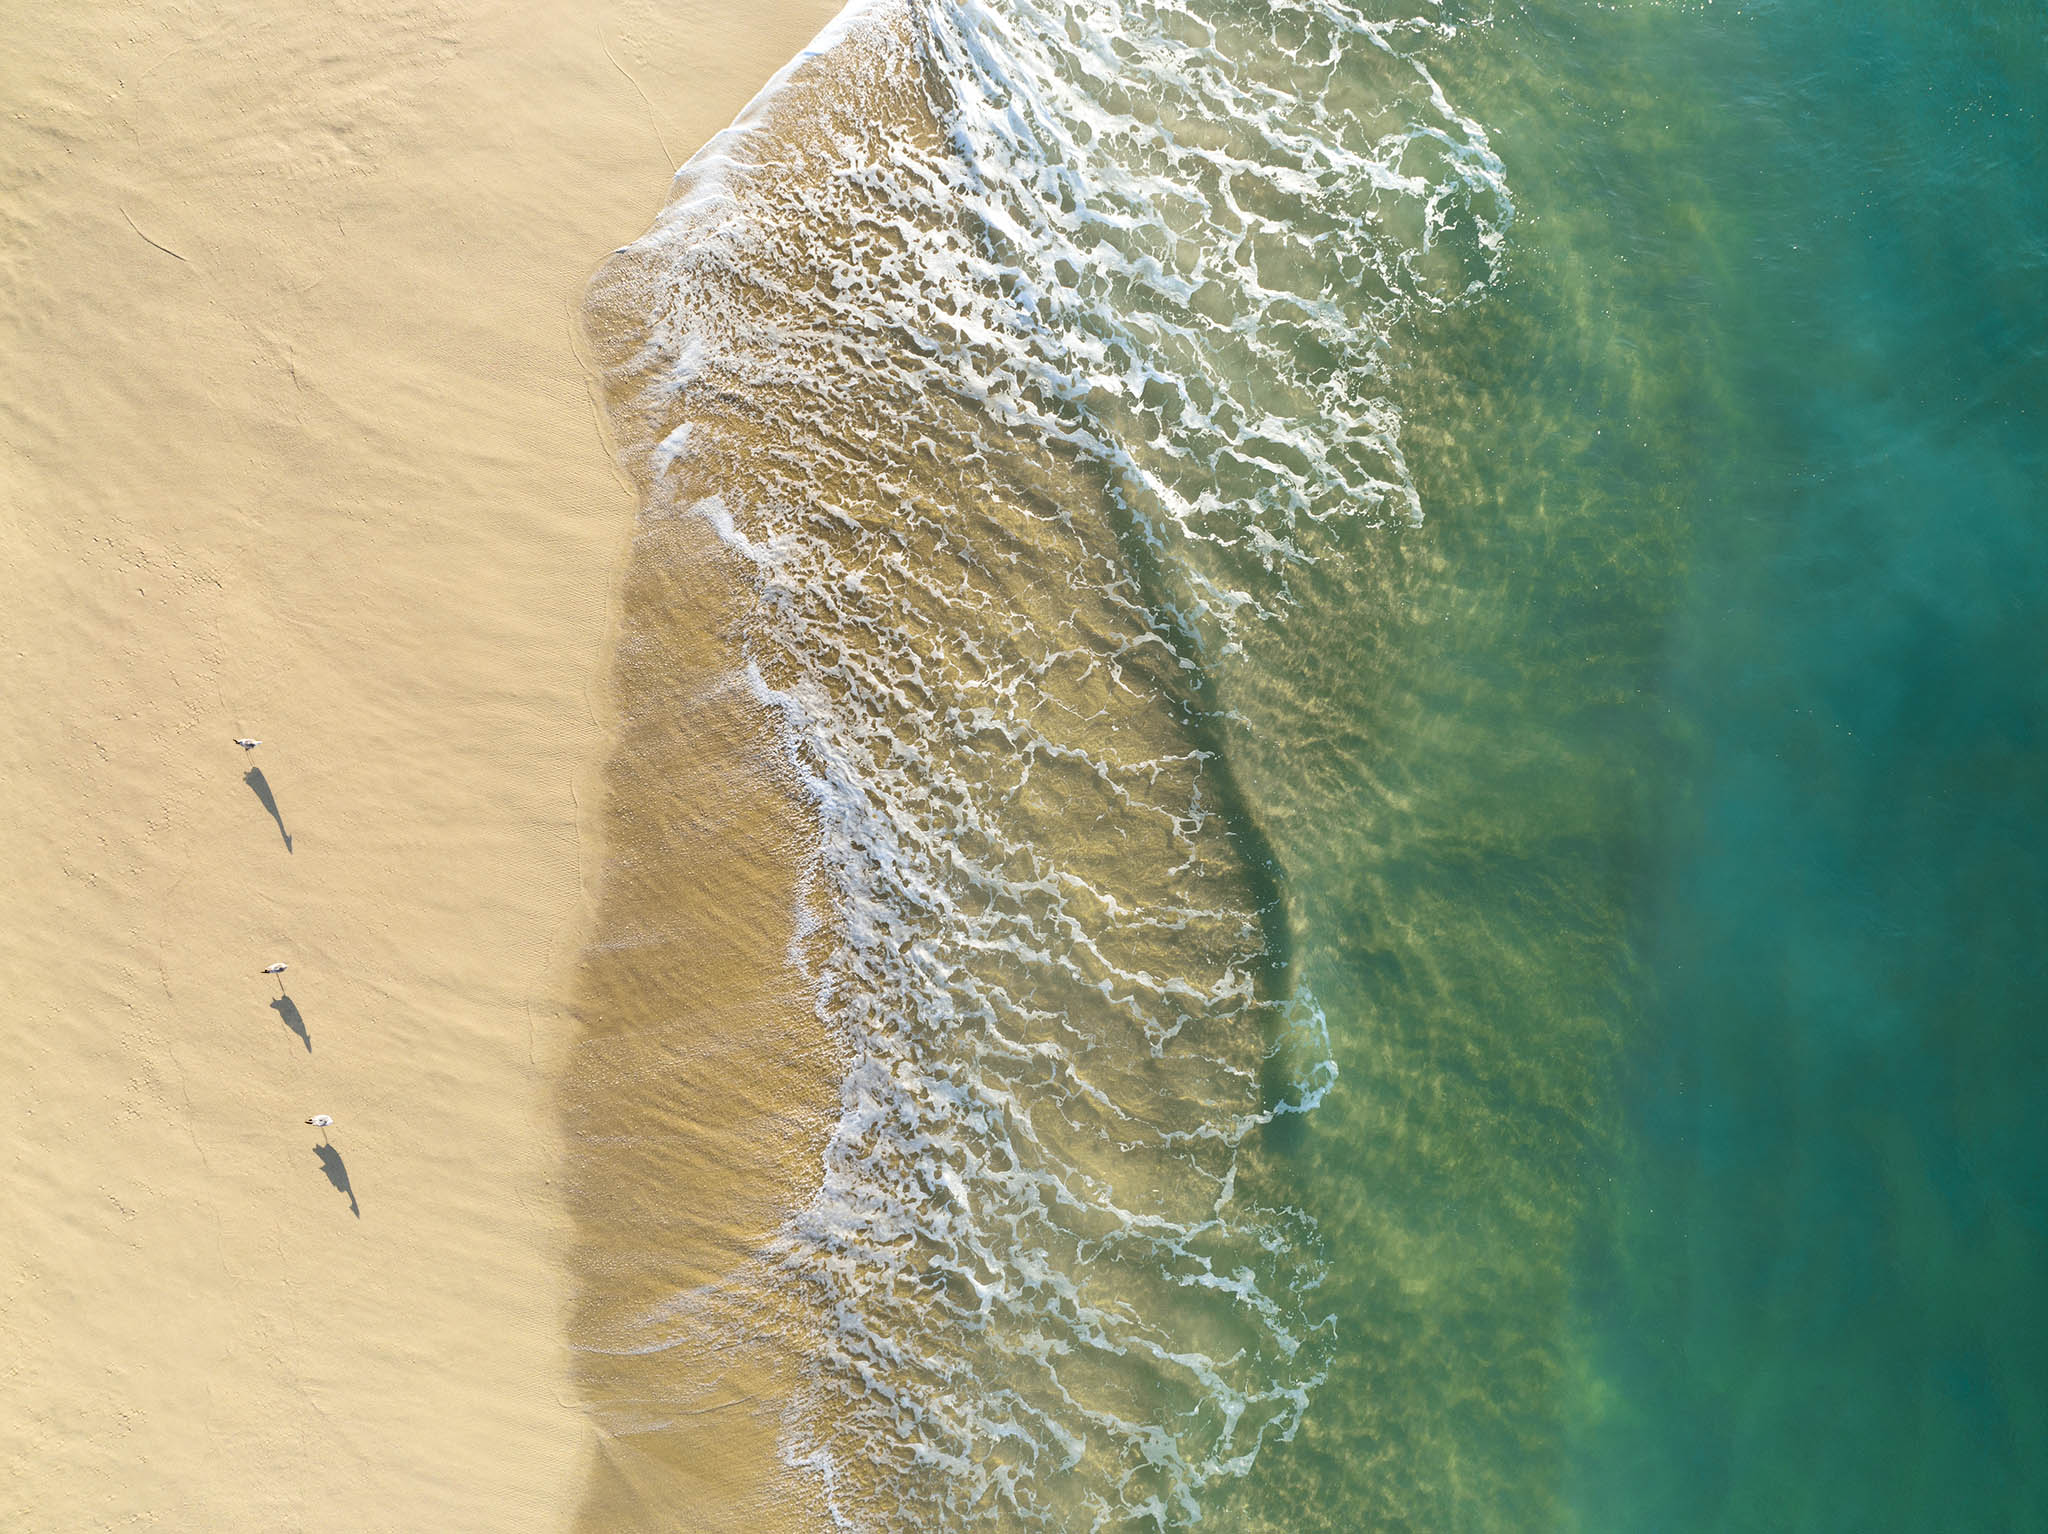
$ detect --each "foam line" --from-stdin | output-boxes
[586,0,1510,1522]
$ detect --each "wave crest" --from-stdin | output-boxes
[584,0,1507,1524]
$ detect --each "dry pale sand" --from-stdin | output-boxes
[0,0,841,1528]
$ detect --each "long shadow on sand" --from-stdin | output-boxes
[272,992,311,1052]
[313,1143,359,1218]
[244,767,292,852]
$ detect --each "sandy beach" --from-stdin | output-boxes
[0,1,838,1527]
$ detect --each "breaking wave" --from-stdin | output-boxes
[582,0,1509,1524]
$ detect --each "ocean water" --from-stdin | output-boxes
[580,0,2047,1527]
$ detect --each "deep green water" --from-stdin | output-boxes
[1215,2,2048,1527]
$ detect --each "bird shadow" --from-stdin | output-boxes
[313,1142,359,1218]
[271,992,311,1052]
[244,767,292,852]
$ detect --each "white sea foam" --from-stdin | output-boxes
[593,0,1507,1525]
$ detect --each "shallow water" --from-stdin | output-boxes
[579,0,2047,1525]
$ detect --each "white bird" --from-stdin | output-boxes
[234,738,261,751]
[305,1115,333,1128]
[262,963,288,976]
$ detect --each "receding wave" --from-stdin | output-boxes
[580,0,1509,1525]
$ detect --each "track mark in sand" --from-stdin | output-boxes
[120,205,187,263]
[599,26,676,171]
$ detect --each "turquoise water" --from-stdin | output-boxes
[1218,2,2048,1527]
[1547,5,2048,1527]
[589,0,2045,1523]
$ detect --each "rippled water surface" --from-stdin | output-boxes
[580,0,2047,1525]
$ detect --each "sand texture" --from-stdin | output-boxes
[0,0,841,1528]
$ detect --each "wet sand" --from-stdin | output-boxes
[0,0,840,1528]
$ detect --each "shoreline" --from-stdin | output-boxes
[0,1,843,1527]
[557,14,900,1522]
